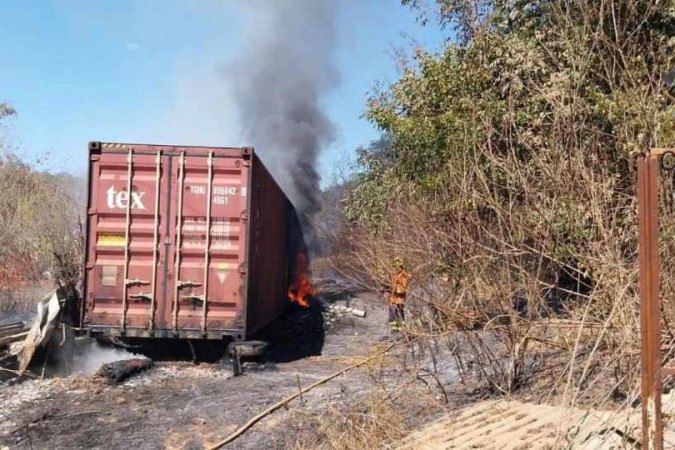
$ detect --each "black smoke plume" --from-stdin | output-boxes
[228,0,338,247]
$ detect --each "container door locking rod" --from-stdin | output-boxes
[202,151,214,335]
[173,151,186,332]
[148,150,162,331]
[121,148,134,332]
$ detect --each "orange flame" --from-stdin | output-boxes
[287,253,315,307]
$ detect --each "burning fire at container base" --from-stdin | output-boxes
[287,253,316,307]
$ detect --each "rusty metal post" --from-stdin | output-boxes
[637,154,663,450]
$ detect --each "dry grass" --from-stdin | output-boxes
[286,337,454,449]
[292,393,408,450]
[290,376,445,450]
[329,146,646,408]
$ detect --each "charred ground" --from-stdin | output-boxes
[0,283,457,450]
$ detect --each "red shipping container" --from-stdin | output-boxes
[80,142,301,342]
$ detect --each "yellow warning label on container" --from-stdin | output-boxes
[97,232,126,246]
[216,262,235,270]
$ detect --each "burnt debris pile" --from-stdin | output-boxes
[94,358,153,385]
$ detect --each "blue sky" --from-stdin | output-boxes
[0,1,445,185]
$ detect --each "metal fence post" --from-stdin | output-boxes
[637,154,663,450]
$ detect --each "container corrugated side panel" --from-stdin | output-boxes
[245,153,292,334]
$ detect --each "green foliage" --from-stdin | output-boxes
[343,138,399,233]
[347,0,675,247]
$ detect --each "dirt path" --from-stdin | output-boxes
[0,293,392,450]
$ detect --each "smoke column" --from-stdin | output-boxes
[228,0,338,245]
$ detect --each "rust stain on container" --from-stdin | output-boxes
[81,142,302,341]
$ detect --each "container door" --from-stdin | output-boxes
[85,149,168,332]
[168,151,249,335]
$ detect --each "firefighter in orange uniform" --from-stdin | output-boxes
[388,257,409,332]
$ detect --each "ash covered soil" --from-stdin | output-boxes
[0,285,455,450]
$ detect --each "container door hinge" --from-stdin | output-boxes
[238,264,247,274]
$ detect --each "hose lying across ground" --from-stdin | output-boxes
[206,342,397,449]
